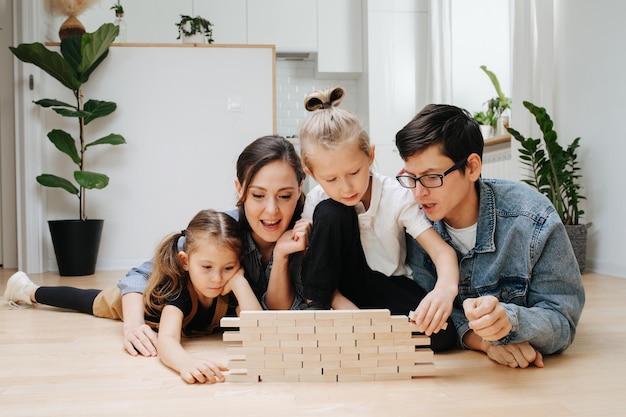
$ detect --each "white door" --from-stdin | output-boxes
[0,0,17,269]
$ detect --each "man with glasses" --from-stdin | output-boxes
[395,104,585,368]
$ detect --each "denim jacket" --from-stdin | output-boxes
[407,179,585,354]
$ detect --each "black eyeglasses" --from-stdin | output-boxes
[396,157,468,189]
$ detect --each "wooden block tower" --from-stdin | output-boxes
[220,309,435,382]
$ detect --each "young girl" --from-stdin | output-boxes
[117,135,310,357]
[298,87,459,351]
[4,209,262,384]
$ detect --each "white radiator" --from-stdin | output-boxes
[482,147,516,180]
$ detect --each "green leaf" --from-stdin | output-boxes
[51,107,90,119]
[36,174,79,194]
[86,134,127,148]
[75,171,109,189]
[60,35,82,75]
[34,99,76,109]
[480,65,508,106]
[9,43,81,90]
[47,129,81,165]
[78,24,119,77]
[83,100,117,125]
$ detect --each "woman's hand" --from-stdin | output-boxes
[274,218,311,259]
[123,322,158,357]
[121,292,158,356]
[179,358,228,384]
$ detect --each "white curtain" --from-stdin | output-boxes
[427,0,452,104]
[511,0,555,137]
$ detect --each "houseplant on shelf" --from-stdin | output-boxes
[480,65,512,135]
[507,101,589,271]
[10,23,126,276]
[473,109,496,139]
[175,14,214,44]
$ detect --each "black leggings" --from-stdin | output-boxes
[301,199,457,352]
[35,287,101,315]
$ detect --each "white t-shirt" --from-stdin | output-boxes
[303,172,431,277]
[444,222,477,255]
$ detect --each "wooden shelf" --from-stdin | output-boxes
[484,133,511,148]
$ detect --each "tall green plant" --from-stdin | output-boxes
[10,23,126,221]
[480,65,511,125]
[508,101,585,225]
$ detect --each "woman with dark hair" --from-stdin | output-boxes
[112,135,309,356]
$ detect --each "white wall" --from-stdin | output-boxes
[554,0,626,278]
[38,45,275,271]
[7,0,625,278]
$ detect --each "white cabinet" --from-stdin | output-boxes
[247,0,318,52]
[317,0,363,74]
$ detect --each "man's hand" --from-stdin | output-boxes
[485,342,545,368]
[463,295,512,341]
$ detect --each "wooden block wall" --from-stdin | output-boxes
[220,309,435,382]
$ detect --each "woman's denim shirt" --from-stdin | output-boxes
[407,179,585,355]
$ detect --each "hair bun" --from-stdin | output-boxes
[305,96,325,112]
[304,86,345,112]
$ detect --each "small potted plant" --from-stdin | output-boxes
[480,65,512,135]
[9,23,126,276]
[473,109,496,139]
[508,101,589,271]
[175,14,214,44]
[110,3,126,42]
[110,3,124,16]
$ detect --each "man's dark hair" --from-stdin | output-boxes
[395,104,484,172]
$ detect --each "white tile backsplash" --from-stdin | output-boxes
[276,59,360,138]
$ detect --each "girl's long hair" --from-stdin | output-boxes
[299,86,371,173]
[143,209,242,318]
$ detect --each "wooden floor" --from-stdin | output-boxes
[1,269,625,417]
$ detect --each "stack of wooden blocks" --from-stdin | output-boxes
[220,309,435,382]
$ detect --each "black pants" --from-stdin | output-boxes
[302,199,457,352]
[35,287,101,315]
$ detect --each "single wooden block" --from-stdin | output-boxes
[260,374,300,382]
[352,309,391,319]
[313,310,355,319]
[298,374,338,382]
[226,374,260,383]
[220,317,241,328]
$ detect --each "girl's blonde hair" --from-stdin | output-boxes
[299,87,371,172]
[143,209,242,318]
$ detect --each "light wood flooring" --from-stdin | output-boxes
[0,269,624,417]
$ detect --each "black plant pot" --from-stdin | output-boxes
[48,219,104,276]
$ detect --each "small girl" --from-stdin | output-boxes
[4,209,261,383]
[298,87,459,351]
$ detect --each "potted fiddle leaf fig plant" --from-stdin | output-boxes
[9,23,126,276]
[175,14,214,43]
[508,101,589,271]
